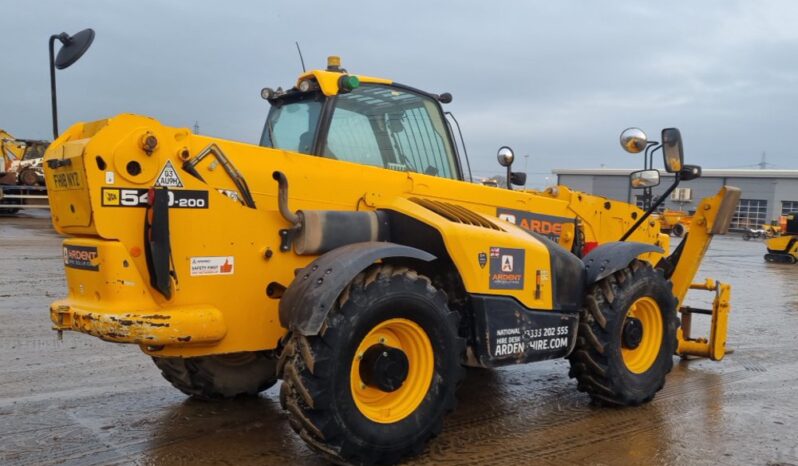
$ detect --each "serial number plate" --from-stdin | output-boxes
[101,188,209,208]
[51,170,83,191]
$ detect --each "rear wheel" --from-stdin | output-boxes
[18,168,39,186]
[671,223,685,237]
[568,260,678,405]
[278,265,465,465]
[153,351,277,400]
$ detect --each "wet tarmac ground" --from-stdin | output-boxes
[1,211,797,466]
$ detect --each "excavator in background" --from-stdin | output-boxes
[44,52,740,465]
[1,129,49,213]
[764,213,798,263]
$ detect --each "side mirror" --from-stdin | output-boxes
[630,169,660,189]
[497,146,515,167]
[661,128,684,173]
[510,172,526,186]
[620,127,648,154]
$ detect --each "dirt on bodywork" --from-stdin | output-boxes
[1,212,796,465]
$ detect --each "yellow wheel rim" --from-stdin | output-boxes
[621,297,663,374]
[350,318,434,424]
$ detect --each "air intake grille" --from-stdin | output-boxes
[409,197,502,231]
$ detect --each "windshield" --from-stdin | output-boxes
[260,92,323,154]
[324,84,459,179]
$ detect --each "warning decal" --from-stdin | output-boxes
[190,256,234,276]
[156,160,184,187]
[489,247,525,290]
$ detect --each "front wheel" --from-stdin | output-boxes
[568,260,678,406]
[279,265,465,465]
[153,351,278,400]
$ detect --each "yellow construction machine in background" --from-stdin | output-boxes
[764,213,798,264]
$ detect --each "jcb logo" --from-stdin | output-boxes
[103,189,120,206]
[101,188,148,207]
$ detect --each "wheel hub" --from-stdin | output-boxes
[622,317,644,349]
[359,343,409,392]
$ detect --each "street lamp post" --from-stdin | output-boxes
[48,28,95,139]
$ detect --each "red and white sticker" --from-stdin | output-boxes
[190,256,234,276]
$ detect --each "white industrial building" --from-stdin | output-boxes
[553,169,798,230]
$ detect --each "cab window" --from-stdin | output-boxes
[323,84,459,179]
[260,93,323,154]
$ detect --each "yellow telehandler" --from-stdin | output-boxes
[44,52,739,464]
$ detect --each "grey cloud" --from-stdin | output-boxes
[1,0,797,188]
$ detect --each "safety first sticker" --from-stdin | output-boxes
[489,247,524,290]
[190,256,234,276]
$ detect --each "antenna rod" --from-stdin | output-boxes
[295,42,306,73]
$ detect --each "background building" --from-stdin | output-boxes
[553,169,798,230]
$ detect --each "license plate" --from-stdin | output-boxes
[51,170,83,191]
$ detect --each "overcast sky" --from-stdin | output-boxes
[2,1,797,187]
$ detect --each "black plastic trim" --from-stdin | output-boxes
[470,294,578,367]
[279,242,436,336]
[582,241,663,284]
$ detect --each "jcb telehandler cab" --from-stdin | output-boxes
[45,53,740,465]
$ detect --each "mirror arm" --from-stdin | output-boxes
[620,172,681,241]
[644,142,661,170]
[506,165,512,190]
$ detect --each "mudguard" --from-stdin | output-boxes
[582,241,663,284]
[278,241,435,336]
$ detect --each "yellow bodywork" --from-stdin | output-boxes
[44,110,665,358]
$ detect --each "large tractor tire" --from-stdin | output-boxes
[18,168,39,186]
[568,260,678,406]
[153,351,278,400]
[279,265,465,465]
